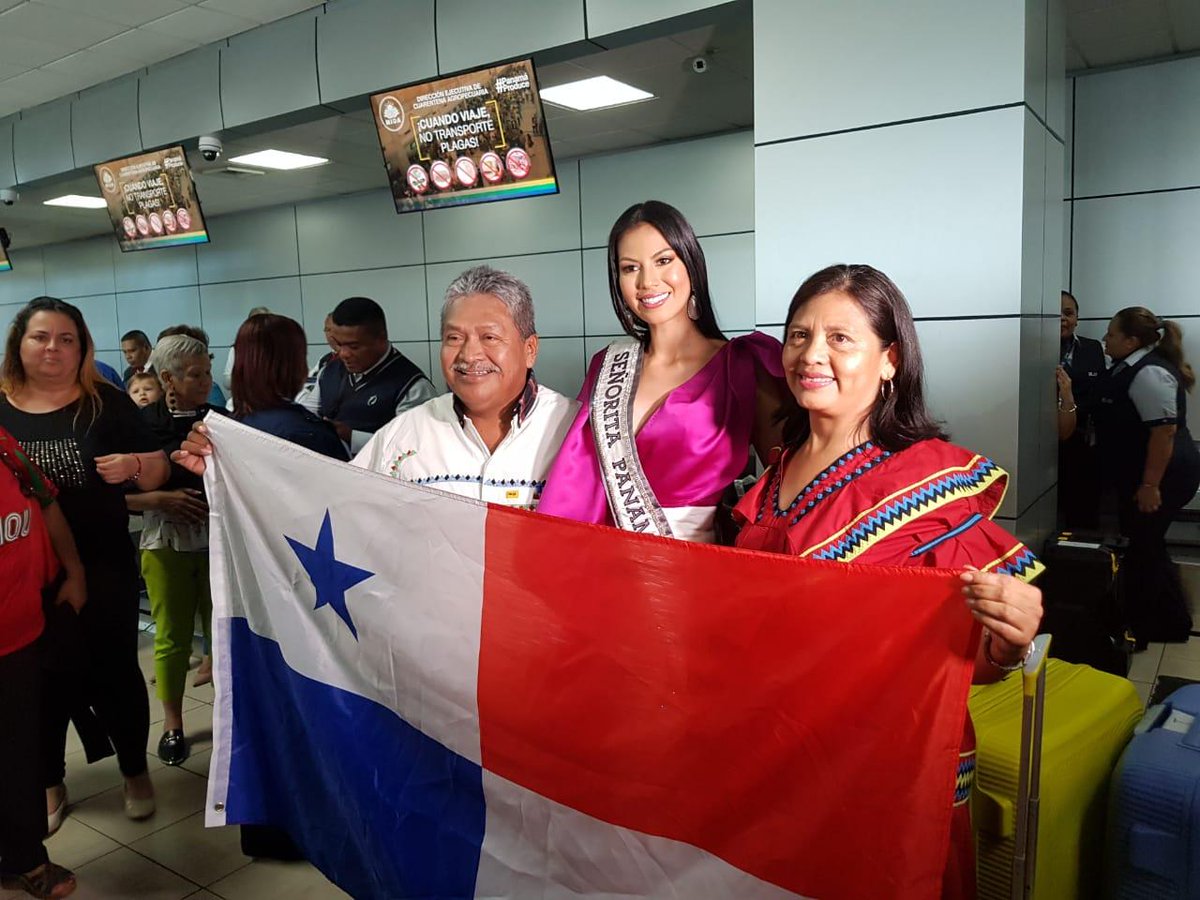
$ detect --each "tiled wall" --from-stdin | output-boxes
[0,131,755,400]
[1066,56,1200,436]
[752,0,1064,540]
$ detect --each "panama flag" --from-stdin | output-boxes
[202,415,979,899]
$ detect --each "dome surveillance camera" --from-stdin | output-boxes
[691,56,709,74]
[0,188,18,206]
[198,135,223,162]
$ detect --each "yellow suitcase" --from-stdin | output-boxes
[969,656,1142,899]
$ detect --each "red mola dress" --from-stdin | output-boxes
[734,438,1044,899]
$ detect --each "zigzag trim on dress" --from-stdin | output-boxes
[803,456,1005,562]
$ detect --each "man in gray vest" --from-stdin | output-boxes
[304,297,436,454]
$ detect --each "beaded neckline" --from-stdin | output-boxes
[761,441,891,526]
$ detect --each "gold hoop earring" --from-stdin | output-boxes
[880,378,894,401]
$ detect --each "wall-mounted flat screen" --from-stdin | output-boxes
[94,146,209,252]
[0,241,10,272]
[371,58,558,214]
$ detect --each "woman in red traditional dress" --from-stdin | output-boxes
[733,264,1044,900]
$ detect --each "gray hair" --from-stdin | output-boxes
[149,334,209,381]
[441,265,536,339]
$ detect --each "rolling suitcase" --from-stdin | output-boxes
[970,658,1143,899]
[1038,535,1135,676]
[1105,683,1200,898]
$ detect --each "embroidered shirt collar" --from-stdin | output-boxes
[453,371,539,429]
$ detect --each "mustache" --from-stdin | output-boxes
[451,363,500,375]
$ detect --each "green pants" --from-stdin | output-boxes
[141,547,211,702]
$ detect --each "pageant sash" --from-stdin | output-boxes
[590,340,673,537]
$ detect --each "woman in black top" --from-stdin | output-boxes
[228,313,349,459]
[1095,307,1200,646]
[0,297,170,831]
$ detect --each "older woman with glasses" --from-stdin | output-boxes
[128,333,225,767]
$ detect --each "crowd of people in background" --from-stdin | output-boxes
[1,196,1195,899]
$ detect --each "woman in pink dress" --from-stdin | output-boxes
[537,201,786,542]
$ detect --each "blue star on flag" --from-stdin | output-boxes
[286,510,373,639]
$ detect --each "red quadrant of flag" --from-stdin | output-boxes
[478,507,980,899]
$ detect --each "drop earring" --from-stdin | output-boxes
[687,293,700,321]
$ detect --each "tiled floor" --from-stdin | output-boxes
[1127,636,1200,709]
[7,625,1197,899]
[1,628,349,900]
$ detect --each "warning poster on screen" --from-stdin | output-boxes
[95,146,209,252]
[371,59,559,214]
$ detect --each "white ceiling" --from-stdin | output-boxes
[1,2,1196,250]
[1,0,1197,118]
[0,18,753,249]
[0,0,324,116]
[1066,0,1200,69]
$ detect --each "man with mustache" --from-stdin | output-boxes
[351,266,578,509]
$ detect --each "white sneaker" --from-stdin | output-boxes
[123,777,156,821]
[46,784,67,836]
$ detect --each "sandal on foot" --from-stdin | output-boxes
[1,861,77,899]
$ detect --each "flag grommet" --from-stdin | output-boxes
[213,803,224,812]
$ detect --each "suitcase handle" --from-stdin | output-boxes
[973,788,1015,838]
[1129,823,1179,878]
[1138,702,1200,750]
[1134,703,1169,735]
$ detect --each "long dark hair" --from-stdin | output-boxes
[779,265,946,452]
[607,200,726,346]
[231,314,309,418]
[2,296,105,423]
[1112,306,1195,391]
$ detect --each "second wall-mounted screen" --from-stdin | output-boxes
[371,58,558,214]
[95,146,210,252]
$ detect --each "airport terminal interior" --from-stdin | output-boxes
[1,0,1199,898]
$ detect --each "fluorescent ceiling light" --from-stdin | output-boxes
[43,195,108,209]
[540,76,654,111]
[227,149,330,170]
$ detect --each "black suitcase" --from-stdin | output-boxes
[1038,535,1135,677]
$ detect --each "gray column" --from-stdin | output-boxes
[753,0,1065,546]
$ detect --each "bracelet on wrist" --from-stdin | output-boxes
[127,455,142,483]
[1140,483,1159,490]
[1057,398,1077,413]
[983,629,1031,672]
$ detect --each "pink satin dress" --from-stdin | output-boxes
[537,332,784,542]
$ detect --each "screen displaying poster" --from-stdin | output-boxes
[0,241,10,273]
[94,146,209,252]
[371,58,558,214]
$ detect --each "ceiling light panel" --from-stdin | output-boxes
[227,150,331,170]
[540,76,654,111]
[43,195,108,209]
